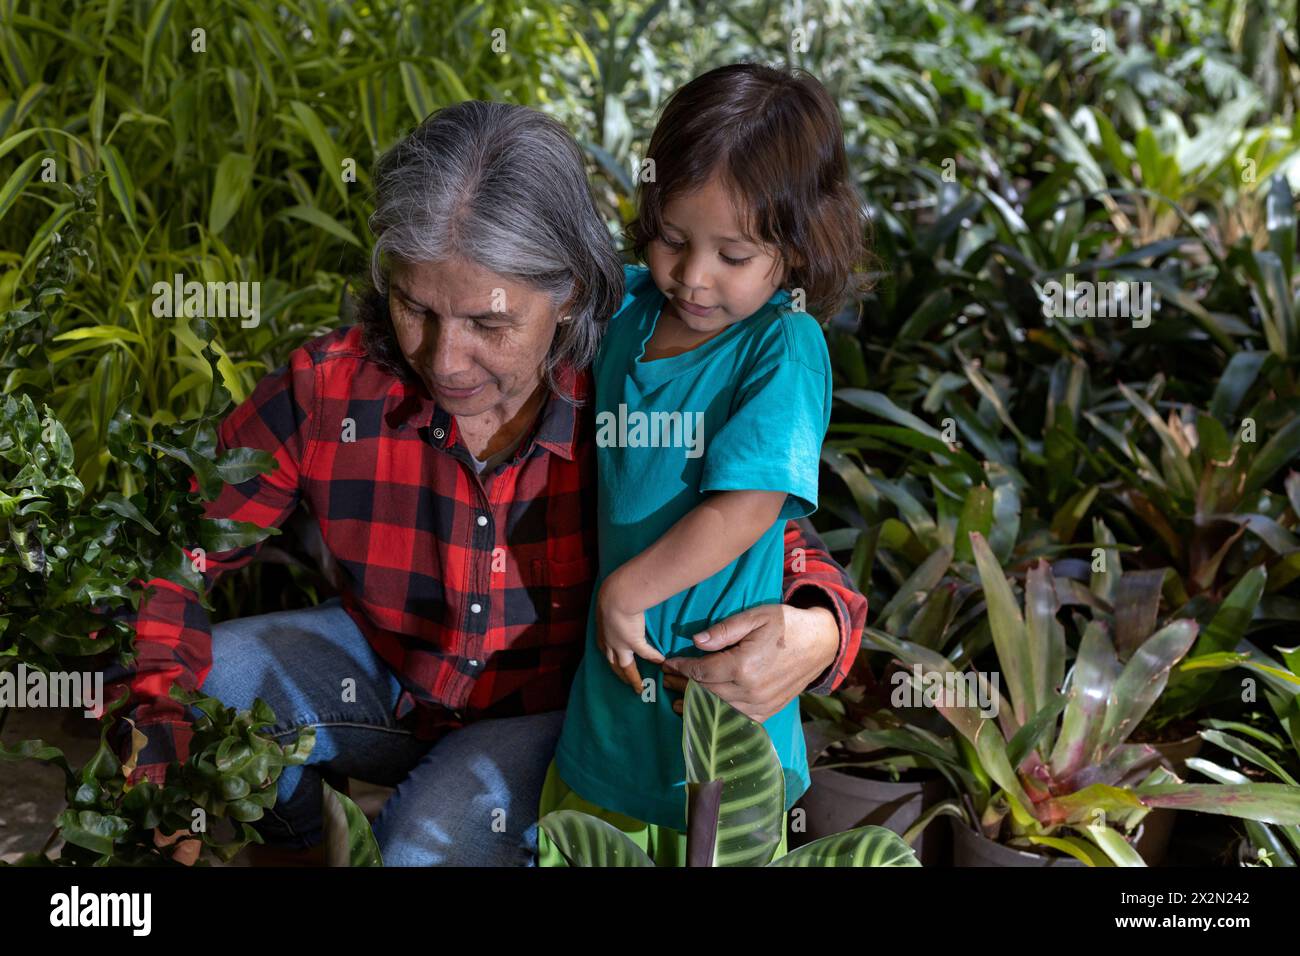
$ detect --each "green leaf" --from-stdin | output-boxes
[321,780,383,866]
[970,531,1034,724]
[1266,175,1295,282]
[209,152,253,234]
[199,517,278,553]
[0,149,47,227]
[277,204,361,247]
[539,810,655,867]
[769,826,920,867]
[954,487,992,562]
[1210,351,1271,419]
[1136,783,1300,826]
[1050,621,1120,779]
[1162,567,1267,716]
[100,142,137,236]
[399,61,435,124]
[288,101,347,205]
[1199,730,1296,786]
[878,545,953,625]
[141,0,175,88]
[1100,618,1197,752]
[1080,821,1146,866]
[682,680,785,867]
[1244,417,1300,497]
[430,56,471,103]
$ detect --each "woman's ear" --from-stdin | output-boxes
[557,284,583,324]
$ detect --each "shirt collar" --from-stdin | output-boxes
[383,361,589,463]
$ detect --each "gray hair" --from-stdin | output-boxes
[366,100,624,399]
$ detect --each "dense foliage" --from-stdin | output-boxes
[1,0,1297,864]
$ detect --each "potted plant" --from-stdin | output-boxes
[1181,645,1300,866]
[540,680,921,867]
[870,531,1300,866]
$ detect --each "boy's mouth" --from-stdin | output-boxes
[673,297,717,317]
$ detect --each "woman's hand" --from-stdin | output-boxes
[595,573,664,692]
[660,603,837,722]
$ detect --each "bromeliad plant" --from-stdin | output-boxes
[1081,372,1300,612]
[869,531,1300,866]
[1180,645,1300,866]
[540,681,921,867]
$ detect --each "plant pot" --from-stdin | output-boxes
[793,764,951,865]
[1132,733,1205,865]
[949,815,1085,867]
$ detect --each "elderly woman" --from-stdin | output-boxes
[106,100,866,865]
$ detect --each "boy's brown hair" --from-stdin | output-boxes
[624,62,873,320]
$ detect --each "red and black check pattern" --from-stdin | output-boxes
[103,325,866,785]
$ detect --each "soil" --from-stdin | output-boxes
[1129,715,1203,746]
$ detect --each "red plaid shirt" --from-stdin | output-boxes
[105,325,866,785]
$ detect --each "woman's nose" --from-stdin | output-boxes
[428,317,474,379]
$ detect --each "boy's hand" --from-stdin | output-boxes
[595,573,664,691]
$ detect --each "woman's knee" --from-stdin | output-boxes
[196,599,362,727]
[373,710,566,866]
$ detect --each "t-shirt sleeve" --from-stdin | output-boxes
[698,313,832,521]
[620,263,651,312]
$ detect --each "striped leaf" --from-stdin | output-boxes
[682,680,785,867]
[769,825,921,867]
[539,810,655,867]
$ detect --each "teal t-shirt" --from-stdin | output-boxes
[553,263,833,830]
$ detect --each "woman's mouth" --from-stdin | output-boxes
[674,297,717,317]
[433,382,486,400]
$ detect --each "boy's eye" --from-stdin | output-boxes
[661,236,685,250]
[720,253,752,266]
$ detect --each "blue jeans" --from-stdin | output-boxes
[195,596,565,865]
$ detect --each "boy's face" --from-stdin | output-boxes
[645,173,791,334]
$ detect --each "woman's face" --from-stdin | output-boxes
[388,256,566,420]
[644,172,789,334]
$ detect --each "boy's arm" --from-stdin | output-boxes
[600,490,787,615]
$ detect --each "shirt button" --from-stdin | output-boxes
[476,514,488,526]
[432,427,446,440]
[468,659,479,668]
[470,603,482,614]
